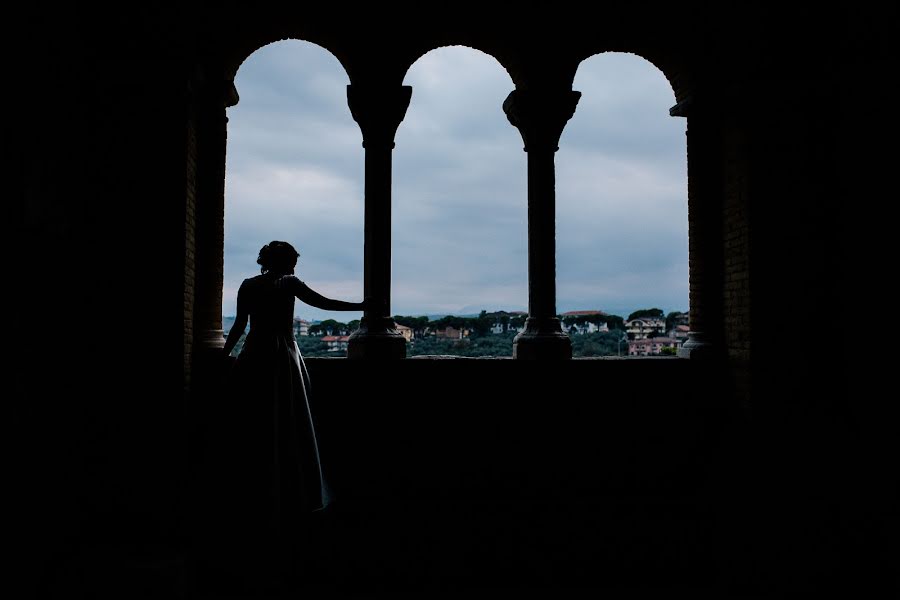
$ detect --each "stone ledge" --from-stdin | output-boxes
[304,355,684,362]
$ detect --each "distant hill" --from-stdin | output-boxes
[374,313,479,321]
[458,304,527,315]
[424,313,477,320]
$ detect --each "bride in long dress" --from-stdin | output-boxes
[221,241,365,530]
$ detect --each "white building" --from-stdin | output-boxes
[395,323,413,342]
[293,318,311,337]
[489,311,527,334]
[321,335,350,352]
[628,337,680,356]
[561,310,609,335]
[668,324,690,342]
[566,321,609,335]
[626,318,666,340]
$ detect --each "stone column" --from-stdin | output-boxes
[346,84,412,360]
[503,89,581,360]
[193,79,239,357]
[671,98,724,359]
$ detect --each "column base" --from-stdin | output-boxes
[196,329,225,350]
[513,317,572,360]
[192,328,226,374]
[347,317,407,359]
[191,328,228,392]
[677,331,715,359]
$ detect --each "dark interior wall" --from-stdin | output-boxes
[187,357,738,592]
[294,358,728,590]
[714,16,891,590]
[8,9,196,593]
[6,8,888,596]
[729,78,872,592]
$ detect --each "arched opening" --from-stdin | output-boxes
[557,52,688,356]
[224,40,364,356]
[393,46,526,356]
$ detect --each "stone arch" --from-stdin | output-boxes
[222,39,365,329]
[556,51,689,348]
[399,42,518,89]
[573,47,694,104]
[190,35,362,364]
[575,51,680,100]
[224,28,356,88]
[568,46,720,359]
[392,45,525,327]
[189,25,719,363]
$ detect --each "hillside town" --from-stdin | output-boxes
[229,307,691,358]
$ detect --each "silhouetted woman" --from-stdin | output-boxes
[221,241,364,539]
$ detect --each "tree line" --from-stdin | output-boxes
[287,308,687,357]
[299,308,687,340]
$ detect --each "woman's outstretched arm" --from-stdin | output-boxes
[223,283,249,356]
[279,275,365,311]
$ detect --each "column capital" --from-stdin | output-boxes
[224,80,240,108]
[195,75,239,109]
[669,90,734,123]
[669,95,693,118]
[347,84,412,150]
[502,88,581,152]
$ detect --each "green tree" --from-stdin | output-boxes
[431,315,465,330]
[393,315,430,338]
[627,308,664,321]
[665,311,687,332]
[471,310,494,337]
[308,319,348,336]
[406,331,517,357]
[569,331,626,357]
[295,335,330,357]
[605,315,625,331]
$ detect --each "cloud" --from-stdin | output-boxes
[557,52,688,315]
[225,41,365,320]
[390,47,528,314]
[223,43,687,321]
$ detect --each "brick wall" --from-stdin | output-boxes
[722,125,750,364]
[184,97,198,390]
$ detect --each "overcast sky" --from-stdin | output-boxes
[224,42,687,321]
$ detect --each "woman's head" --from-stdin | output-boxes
[257,241,300,275]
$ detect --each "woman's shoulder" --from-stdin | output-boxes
[238,274,269,291]
[280,275,306,285]
[274,274,309,292]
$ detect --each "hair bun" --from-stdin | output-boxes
[256,241,300,274]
